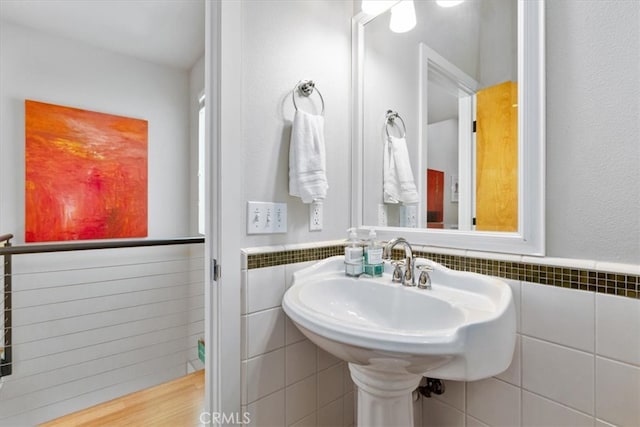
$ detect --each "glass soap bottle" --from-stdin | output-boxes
[364,229,384,277]
[344,228,363,277]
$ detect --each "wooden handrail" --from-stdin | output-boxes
[0,234,13,243]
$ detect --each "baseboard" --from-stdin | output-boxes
[187,358,204,374]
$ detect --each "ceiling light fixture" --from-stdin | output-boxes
[436,0,465,8]
[361,0,397,16]
[389,0,416,33]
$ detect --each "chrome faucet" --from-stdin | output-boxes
[383,237,415,287]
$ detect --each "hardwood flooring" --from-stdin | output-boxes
[40,370,205,427]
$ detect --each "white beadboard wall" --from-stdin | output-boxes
[0,244,204,426]
[421,278,640,427]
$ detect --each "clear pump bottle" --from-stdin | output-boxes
[363,229,384,277]
[344,228,363,277]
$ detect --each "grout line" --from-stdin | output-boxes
[593,292,597,420]
[520,386,596,419]
[520,333,595,356]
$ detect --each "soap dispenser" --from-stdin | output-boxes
[364,229,384,277]
[344,228,363,277]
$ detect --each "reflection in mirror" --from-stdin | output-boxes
[363,0,516,230]
[352,0,545,255]
[422,43,479,231]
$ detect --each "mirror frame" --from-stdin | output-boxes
[351,0,545,255]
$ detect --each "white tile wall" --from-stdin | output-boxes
[286,339,317,386]
[423,398,465,427]
[242,348,285,405]
[522,337,594,414]
[467,378,521,426]
[522,391,594,427]
[595,357,640,426]
[433,377,466,411]
[422,279,640,427]
[596,293,640,365]
[466,416,490,427]
[521,283,594,351]
[246,265,286,314]
[286,375,318,425]
[241,261,355,427]
[240,248,639,427]
[246,390,286,426]
[494,335,521,387]
[244,308,286,359]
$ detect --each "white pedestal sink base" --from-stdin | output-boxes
[349,364,422,427]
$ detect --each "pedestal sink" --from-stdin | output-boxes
[282,256,516,427]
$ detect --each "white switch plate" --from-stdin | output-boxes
[377,204,388,226]
[399,204,417,228]
[309,201,323,231]
[247,201,287,234]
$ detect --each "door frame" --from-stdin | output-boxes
[204,0,243,422]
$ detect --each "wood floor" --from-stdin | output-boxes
[40,370,205,427]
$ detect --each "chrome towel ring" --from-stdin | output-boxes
[385,110,407,139]
[292,80,325,115]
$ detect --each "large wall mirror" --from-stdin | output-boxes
[351,0,545,255]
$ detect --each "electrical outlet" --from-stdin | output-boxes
[309,201,323,231]
[378,204,388,226]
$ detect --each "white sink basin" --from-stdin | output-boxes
[282,256,516,427]
[283,255,516,427]
[283,255,516,380]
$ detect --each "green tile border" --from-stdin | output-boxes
[246,244,639,300]
[246,245,345,269]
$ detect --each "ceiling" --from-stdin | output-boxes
[0,0,205,70]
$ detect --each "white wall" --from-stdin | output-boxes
[189,55,205,237]
[240,0,352,247]
[0,21,192,240]
[427,119,459,228]
[545,0,640,263]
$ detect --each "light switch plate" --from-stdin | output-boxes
[399,204,417,228]
[378,204,388,226]
[247,201,287,234]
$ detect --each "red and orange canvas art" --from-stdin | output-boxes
[25,100,148,242]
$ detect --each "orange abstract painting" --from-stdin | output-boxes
[25,100,148,242]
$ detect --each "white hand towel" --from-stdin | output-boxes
[289,110,328,203]
[383,135,419,204]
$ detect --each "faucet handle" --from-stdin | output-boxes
[391,260,405,283]
[417,265,433,290]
